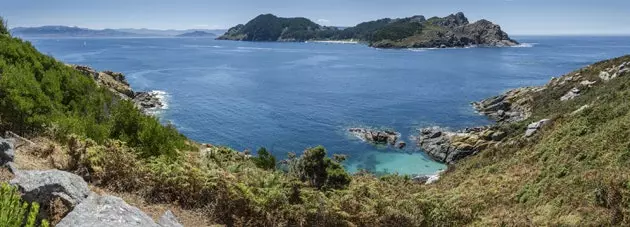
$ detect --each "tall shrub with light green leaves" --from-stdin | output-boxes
[0,183,49,227]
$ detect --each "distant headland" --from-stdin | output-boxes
[217,12,519,48]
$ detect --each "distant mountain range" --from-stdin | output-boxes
[175,31,217,37]
[218,13,518,48]
[9,26,227,38]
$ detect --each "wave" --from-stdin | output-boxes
[236,46,273,51]
[512,43,537,48]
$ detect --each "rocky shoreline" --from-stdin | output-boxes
[70,65,164,113]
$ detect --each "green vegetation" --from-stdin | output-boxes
[0,183,49,227]
[218,14,338,42]
[252,147,276,170]
[0,17,8,36]
[0,33,190,158]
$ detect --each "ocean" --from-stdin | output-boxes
[23,36,630,176]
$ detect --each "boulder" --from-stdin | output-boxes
[57,193,159,227]
[158,210,184,227]
[10,170,90,211]
[525,119,551,137]
[1,138,15,166]
[560,88,580,101]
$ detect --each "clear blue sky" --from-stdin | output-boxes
[3,0,630,35]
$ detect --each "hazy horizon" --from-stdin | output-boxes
[3,0,630,35]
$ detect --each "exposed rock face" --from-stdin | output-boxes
[560,87,581,101]
[70,65,164,113]
[417,127,504,164]
[57,193,159,227]
[10,170,90,212]
[0,138,15,166]
[472,87,540,123]
[525,119,551,137]
[158,210,184,227]
[349,128,405,149]
[133,91,164,110]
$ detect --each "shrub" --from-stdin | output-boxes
[0,17,8,36]
[0,183,49,227]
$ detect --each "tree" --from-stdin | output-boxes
[0,17,8,36]
[252,147,276,170]
[291,146,351,190]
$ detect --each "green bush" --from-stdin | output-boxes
[0,183,49,227]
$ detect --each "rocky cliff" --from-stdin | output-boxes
[69,65,164,112]
[418,55,630,164]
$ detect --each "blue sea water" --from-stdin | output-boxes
[23,36,630,176]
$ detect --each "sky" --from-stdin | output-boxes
[3,0,630,35]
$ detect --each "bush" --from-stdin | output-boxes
[0,17,8,36]
[0,183,49,227]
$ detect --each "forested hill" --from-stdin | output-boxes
[217,12,518,48]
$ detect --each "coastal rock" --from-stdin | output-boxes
[560,87,581,101]
[57,193,159,227]
[472,87,538,123]
[158,210,184,227]
[133,91,164,110]
[10,170,90,213]
[418,127,503,164]
[0,138,15,166]
[525,119,551,137]
[396,141,407,149]
[349,128,399,146]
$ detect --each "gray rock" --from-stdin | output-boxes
[412,175,430,184]
[560,87,580,101]
[57,193,159,227]
[599,71,615,81]
[10,170,90,210]
[1,138,15,166]
[349,128,399,147]
[525,119,551,137]
[158,210,183,227]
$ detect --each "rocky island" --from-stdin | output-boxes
[217,12,518,48]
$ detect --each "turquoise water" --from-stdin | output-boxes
[24,36,630,176]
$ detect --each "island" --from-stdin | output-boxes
[175,30,217,37]
[217,12,518,48]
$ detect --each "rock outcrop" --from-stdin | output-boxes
[472,87,540,123]
[525,119,551,137]
[57,193,160,227]
[70,65,164,113]
[1,138,15,166]
[349,128,406,149]
[10,169,91,216]
[158,210,184,227]
[417,127,505,164]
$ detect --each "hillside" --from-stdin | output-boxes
[3,15,630,226]
[218,12,518,48]
[217,14,338,42]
